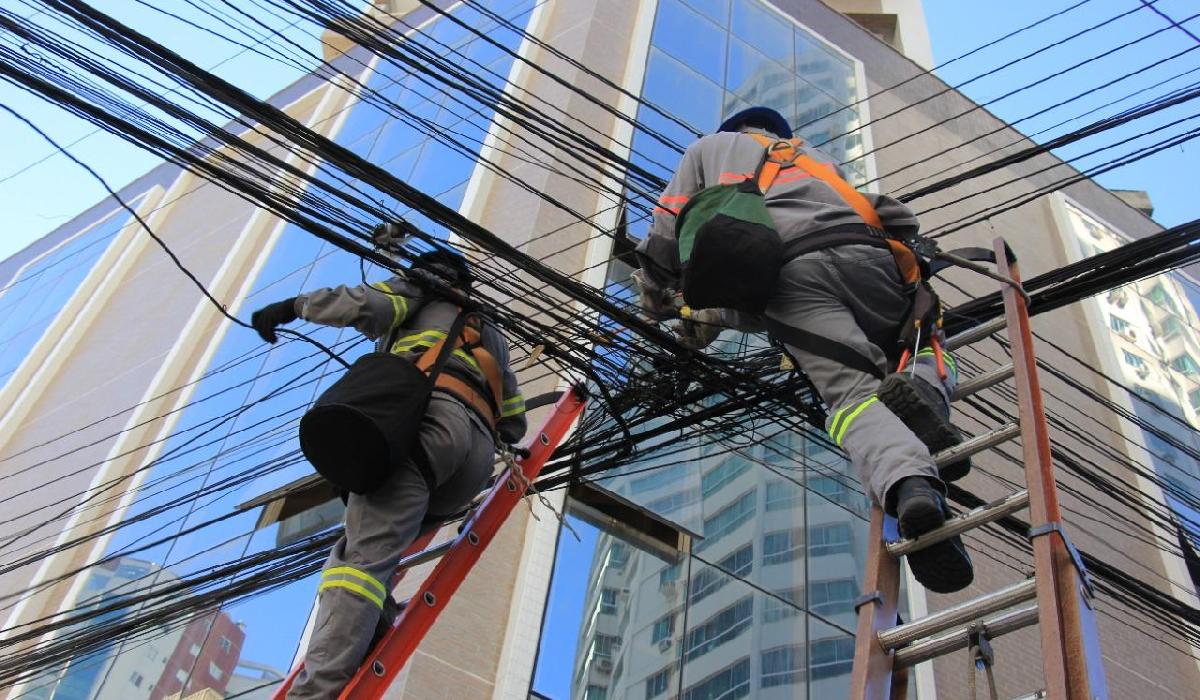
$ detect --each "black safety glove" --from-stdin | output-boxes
[250,298,298,344]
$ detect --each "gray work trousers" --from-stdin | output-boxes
[288,393,495,700]
[765,245,957,508]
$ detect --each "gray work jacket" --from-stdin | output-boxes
[634,128,921,324]
[294,273,527,445]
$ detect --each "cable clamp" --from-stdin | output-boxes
[966,623,1000,700]
[854,590,883,614]
[1028,522,1095,600]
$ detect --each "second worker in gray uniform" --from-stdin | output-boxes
[634,107,973,594]
[251,249,526,699]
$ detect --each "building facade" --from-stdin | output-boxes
[1,1,1197,699]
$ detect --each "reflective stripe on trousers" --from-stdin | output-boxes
[318,566,386,609]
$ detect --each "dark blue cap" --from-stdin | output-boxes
[717,106,793,139]
[412,249,472,290]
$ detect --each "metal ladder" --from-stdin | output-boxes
[271,386,588,700]
[849,239,1108,699]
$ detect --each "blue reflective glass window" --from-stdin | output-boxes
[795,32,856,105]
[681,656,750,700]
[726,37,795,126]
[379,142,422,181]
[730,0,793,68]
[0,204,135,389]
[810,577,857,616]
[653,0,727,84]
[407,139,475,201]
[467,5,534,66]
[681,0,729,24]
[810,634,855,680]
[642,49,723,134]
[369,117,426,166]
[684,596,752,660]
[760,644,803,688]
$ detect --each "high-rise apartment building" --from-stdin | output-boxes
[1,2,1197,699]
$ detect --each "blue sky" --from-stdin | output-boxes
[2,1,1196,263]
[922,0,1197,230]
[0,0,324,261]
[531,515,599,697]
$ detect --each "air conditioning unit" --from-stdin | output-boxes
[658,637,673,653]
[596,658,613,673]
[1121,328,1138,342]
[659,581,677,597]
[1136,367,1151,380]
[1108,289,1128,307]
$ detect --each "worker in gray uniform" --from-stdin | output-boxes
[251,249,526,699]
[633,107,973,594]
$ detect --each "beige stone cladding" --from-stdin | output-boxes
[0,83,350,678]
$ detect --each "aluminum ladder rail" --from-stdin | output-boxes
[849,239,1108,699]
[272,385,588,700]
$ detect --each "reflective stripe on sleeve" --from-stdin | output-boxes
[390,330,482,372]
[501,394,525,418]
[372,281,409,331]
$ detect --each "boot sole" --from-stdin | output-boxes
[898,498,974,594]
[878,374,971,482]
[906,537,975,594]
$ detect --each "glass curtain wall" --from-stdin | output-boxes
[534,2,882,699]
[1062,201,1200,596]
[0,197,146,391]
[27,4,534,699]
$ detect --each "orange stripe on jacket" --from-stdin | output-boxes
[771,170,814,185]
[718,172,754,184]
[654,206,682,215]
[658,194,690,204]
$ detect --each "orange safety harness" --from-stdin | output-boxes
[411,314,505,428]
[744,134,948,379]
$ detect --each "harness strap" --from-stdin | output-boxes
[765,316,885,381]
[747,133,922,285]
[781,225,892,260]
[458,326,505,420]
[434,375,498,429]
[413,314,504,423]
[749,136,803,193]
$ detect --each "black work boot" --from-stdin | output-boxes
[878,372,971,481]
[891,477,974,594]
[370,595,405,650]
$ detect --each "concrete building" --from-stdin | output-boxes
[1,1,1197,699]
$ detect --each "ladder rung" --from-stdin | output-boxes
[933,422,1020,469]
[877,578,1036,650]
[887,489,1029,557]
[1010,692,1047,700]
[395,540,453,570]
[893,603,1039,668]
[945,316,1008,352]
[952,362,1014,401]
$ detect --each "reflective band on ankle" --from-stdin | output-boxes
[829,395,879,447]
[916,347,958,379]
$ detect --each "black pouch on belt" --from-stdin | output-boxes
[298,312,468,494]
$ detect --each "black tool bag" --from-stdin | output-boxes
[299,312,468,494]
[676,142,788,314]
